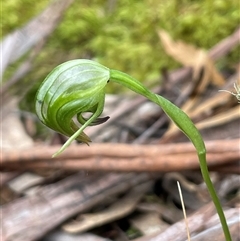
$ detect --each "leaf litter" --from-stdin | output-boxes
[1,25,240,241]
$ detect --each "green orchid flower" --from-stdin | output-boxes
[35,59,231,241]
[35,59,110,147]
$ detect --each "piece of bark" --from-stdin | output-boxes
[134,204,239,241]
[133,202,216,241]
[2,152,238,173]
[212,161,240,174]
[62,181,153,233]
[190,216,240,241]
[1,139,238,162]
[1,140,239,172]
[1,172,153,241]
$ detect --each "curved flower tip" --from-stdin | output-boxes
[35,59,110,154]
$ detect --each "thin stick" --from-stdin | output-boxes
[177,181,191,241]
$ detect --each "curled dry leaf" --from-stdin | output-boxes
[158,29,225,90]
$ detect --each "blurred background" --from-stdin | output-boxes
[1,1,240,241]
[2,0,239,108]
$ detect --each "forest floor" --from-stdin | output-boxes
[1,5,240,240]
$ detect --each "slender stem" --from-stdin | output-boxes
[110,69,232,241]
[198,153,232,241]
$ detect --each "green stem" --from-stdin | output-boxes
[110,69,231,241]
[198,152,232,241]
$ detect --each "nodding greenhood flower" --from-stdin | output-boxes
[35,59,231,240]
[36,59,110,152]
[36,59,206,158]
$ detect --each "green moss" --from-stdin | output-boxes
[1,0,49,36]
[2,0,239,110]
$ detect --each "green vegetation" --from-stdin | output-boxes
[3,0,239,77]
[3,2,237,239]
[2,0,239,110]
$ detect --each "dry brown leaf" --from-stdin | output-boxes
[162,90,239,141]
[196,105,240,130]
[158,29,225,89]
[62,182,152,233]
[189,91,233,118]
[157,30,227,142]
[159,67,239,143]
[158,30,206,79]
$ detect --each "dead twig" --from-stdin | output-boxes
[1,139,239,172]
